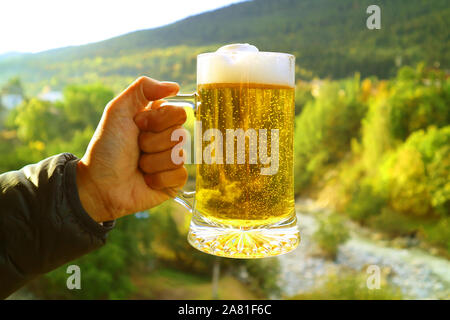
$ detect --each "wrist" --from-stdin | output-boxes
[76,160,109,223]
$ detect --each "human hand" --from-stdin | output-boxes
[76,76,188,222]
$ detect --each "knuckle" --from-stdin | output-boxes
[135,76,147,86]
[104,101,116,116]
[134,76,151,103]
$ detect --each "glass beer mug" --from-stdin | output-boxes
[169,44,299,258]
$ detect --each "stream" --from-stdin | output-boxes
[277,198,450,299]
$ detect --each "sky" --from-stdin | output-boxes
[0,0,245,54]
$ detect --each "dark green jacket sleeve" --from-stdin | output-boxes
[0,153,114,299]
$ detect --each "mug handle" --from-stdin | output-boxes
[164,92,198,213]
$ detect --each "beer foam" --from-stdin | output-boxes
[197,44,295,87]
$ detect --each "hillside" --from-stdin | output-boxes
[0,0,448,94]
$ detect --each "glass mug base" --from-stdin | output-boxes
[187,212,300,259]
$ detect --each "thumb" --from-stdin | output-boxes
[111,76,179,116]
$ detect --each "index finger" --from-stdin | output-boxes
[134,104,187,132]
[111,77,180,116]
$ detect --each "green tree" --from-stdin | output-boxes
[379,126,450,217]
[13,98,64,143]
[62,84,114,128]
[294,76,366,191]
[1,76,25,97]
[387,65,450,141]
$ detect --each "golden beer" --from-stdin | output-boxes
[195,83,295,229]
[174,44,299,258]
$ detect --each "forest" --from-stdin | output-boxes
[0,0,449,94]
